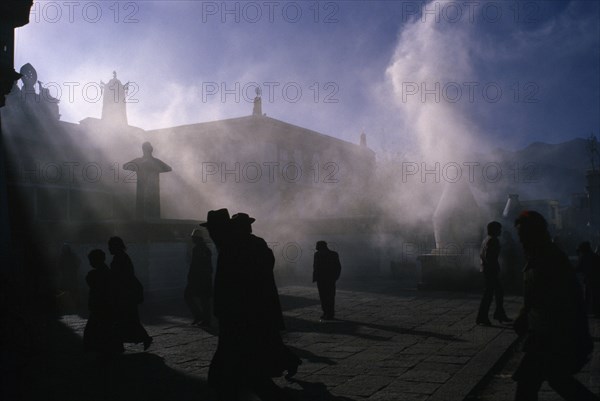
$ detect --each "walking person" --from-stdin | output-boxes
[83,249,122,355]
[203,209,299,401]
[185,229,213,326]
[476,221,511,325]
[512,211,597,401]
[312,241,341,321]
[108,236,153,351]
[203,209,246,401]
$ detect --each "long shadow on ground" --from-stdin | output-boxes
[281,310,466,343]
[14,318,212,401]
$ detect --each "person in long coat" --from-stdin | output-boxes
[185,229,213,326]
[576,241,600,317]
[203,210,299,401]
[57,243,81,313]
[512,211,596,401]
[312,241,341,321]
[83,249,122,354]
[108,236,153,351]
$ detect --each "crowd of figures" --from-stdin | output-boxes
[76,208,600,401]
[477,212,599,401]
[83,237,153,355]
[76,209,342,400]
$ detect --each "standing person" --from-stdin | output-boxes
[593,246,600,317]
[108,236,153,351]
[312,241,342,321]
[576,241,600,317]
[476,221,511,325]
[57,243,81,314]
[512,211,596,401]
[83,249,121,355]
[185,229,213,326]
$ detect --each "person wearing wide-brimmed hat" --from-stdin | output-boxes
[185,229,213,326]
[204,209,300,401]
[200,208,233,325]
[231,212,299,396]
[229,212,286,331]
[202,209,246,400]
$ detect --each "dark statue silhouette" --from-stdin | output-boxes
[124,142,172,220]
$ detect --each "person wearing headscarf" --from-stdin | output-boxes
[108,236,152,351]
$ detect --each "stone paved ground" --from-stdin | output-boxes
[19,280,525,400]
[470,315,600,401]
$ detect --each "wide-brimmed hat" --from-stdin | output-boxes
[231,212,256,225]
[199,208,230,228]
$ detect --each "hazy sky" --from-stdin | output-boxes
[14,0,600,153]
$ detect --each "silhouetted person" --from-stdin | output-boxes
[313,241,341,321]
[477,222,511,325]
[593,248,600,317]
[185,229,213,326]
[23,240,57,316]
[108,236,152,351]
[83,249,122,355]
[124,142,172,219]
[203,208,243,401]
[512,211,596,401]
[501,230,520,292]
[576,241,600,317]
[57,243,81,314]
[203,210,299,401]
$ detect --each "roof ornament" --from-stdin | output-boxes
[252,86,262,116]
